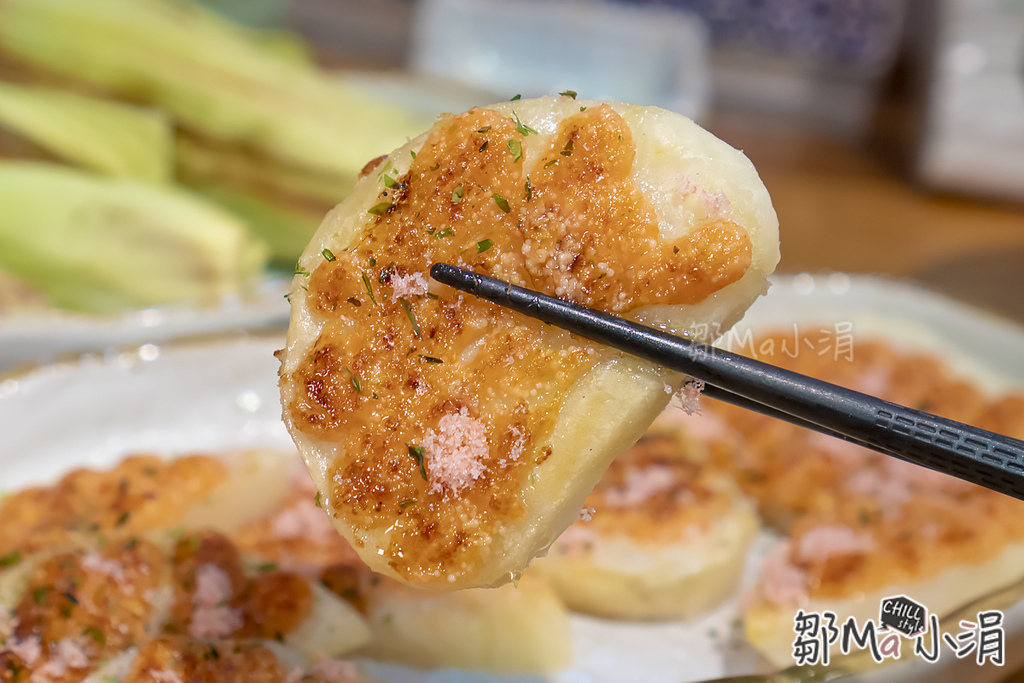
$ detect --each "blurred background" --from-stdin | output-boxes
[0,0,1021,369]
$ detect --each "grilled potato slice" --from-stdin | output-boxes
[532,407,758,619]
[278,95,779,589]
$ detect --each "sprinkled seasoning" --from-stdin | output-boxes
[559,89,578,99]
[452,186,465,203]
[507,139,523,163]
[343,367,362,393]
[492,194,510,213]
[407,445,429,481]
[361,272,377,305]
[321,248,336,262]
[368,202,394,216]
[400,298,422,338]
[476,239,493,253]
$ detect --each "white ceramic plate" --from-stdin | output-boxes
[2,274,1023,683]
[0,275,290,374]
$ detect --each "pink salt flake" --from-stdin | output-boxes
[604,465,676,508]
[760,542,808,606]
[676,174,697,197]
[676,379,705,415]
[3,635,41,666]
[551,524,597,558]
[701,190,731,218]
[189,564,242,640]
[23,637,89,683]
[312,659,358,682]
[151,670,184,683]
[390,272,428,300]
[422,408,489,495]
[272,500,336,542]
[795,525,874,563]
[54,638,90,670]
[81,553,129,590]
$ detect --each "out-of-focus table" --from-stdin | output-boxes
[708,112,1024,326]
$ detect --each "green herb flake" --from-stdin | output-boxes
[399,298,422,338]
[398,499,417,508]
[512,111,538,136]
[410,150,417,159]
[116,510,131,528]
[476,239,493,253]
[368,257,377,267]
[427,292,439,300]
[434,228,455,239]
[0,550,20,567]
[83,626,106,647]
[510,94,522,101]
[383,175,398,189]
[294,263,310,277]
[507,138,523,163]
[560,89,578,99]
[419,355,443,363]
[33,586,48,605]
[63,591,79,606]
[478,140,489,152]
[258,562,278,573]
[406,445,429,481]
[544,159,557,168]
[368,202,394,216]
[560,138,574,156]
[452,186,465,203]
[430,163,440,171]
[343,367,362,393]
[492,193,511,213]
[361,272,378,305]
[321,248,336,262]
[477,126,492,133]
[314,491,323,509]
[524,175,532,200]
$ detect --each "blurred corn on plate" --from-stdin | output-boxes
[0,162,266,314]
[0,81,173,182]
[0,0,434,320]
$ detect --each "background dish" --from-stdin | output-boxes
[0,275,289,374]
[2,274,1023,683]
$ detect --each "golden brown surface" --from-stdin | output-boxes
[0,457,353,682]
[125,636,289,683]
[281,104,751,584]
[573,414,737,546]
[165,532,313,641]
[0,455,226,558]
[703,329,1024,600]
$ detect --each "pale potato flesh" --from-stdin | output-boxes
[278,96,779,589]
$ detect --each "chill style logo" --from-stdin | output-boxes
[879,595,926,637]
[792,595,1005,667]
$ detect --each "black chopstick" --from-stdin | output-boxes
[429,263,1024,502]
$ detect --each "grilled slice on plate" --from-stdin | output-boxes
[700,330,1024,666]
[278,94,780,589]
[531,405,759,620]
